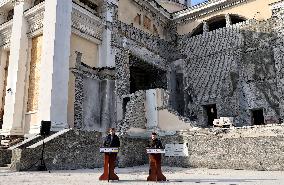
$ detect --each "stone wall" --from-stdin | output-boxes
[175,19,281,127]
[0,149,11,166]
[162,130,284,171]
[72,53,116,132]
[10,130,148,171]
[8,127,284,171]
[122,91,147,129]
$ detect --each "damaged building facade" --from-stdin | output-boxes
[0,0,284,136]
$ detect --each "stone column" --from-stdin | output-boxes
[225,14,232,27]
[270,1,284,122]
[145,89,158,129]
[2,0,31,135]
[34,0,72,133]
[203,21,209,32]
[99,0,118,67]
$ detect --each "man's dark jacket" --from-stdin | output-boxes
[103,134,120,147]
[147,138,163,149]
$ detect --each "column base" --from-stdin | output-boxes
[28,124,41,135]
[51,122,69,132]
[0,127,24,136]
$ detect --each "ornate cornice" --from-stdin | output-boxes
[172,0,249,25]
[0,19,12,48]
[24,2,45,38]
[71,2,104,41]
[156,0,187,9]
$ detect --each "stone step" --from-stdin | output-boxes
[8,135,42,150]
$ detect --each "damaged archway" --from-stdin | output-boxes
[129,54,167,93]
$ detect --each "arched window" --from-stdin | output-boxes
[230,14,246,24]
[207,15,226,31]
[190,14,247,37]
[190,22,204,37]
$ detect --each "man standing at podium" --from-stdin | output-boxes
[99,128,120,181]
[148,132,163,149]
[104,128,120,148]
[147,132,166,181]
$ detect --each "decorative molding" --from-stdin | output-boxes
[24,2,45,38]
[0,19,12,48]
[133,0,170,26]
[172,0,249,25]
[71,2,104,41]
[156,0,187,8]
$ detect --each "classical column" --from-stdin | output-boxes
[34,0,72,133]
[2,0,31,135]
[270,1,284,122]
[203,21,209,32]
[145,89,158,129]
[225,14,232,27]
[99,0,118,67]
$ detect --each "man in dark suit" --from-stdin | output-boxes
[147,132,163,149]
[147,132,166,181]
[100,128,120,181]
[104,128,120,147]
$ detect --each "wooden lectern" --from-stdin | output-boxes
[99,147,119,181]
[146,148,166,181]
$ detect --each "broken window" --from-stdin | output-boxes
[251,109,265,125]
[143,15,151,30]
[134,14,141,25]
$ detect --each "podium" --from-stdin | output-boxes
[146,148,166,181]
[99,147,119,181]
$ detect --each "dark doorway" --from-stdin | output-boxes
[122,97,130,119]
[251,109,265,125]
[204,104,217,126]
[175,73,185,116]
[129,55,167,93]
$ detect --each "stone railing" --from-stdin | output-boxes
[24,1,45,37]
[0,19,12,48]
[72,2,104,41]
[113,20,161,54]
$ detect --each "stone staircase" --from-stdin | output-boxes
[0,136,24,149]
